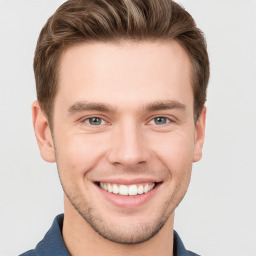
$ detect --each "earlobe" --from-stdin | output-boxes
[32,101,56,163]
[193,107,207,162]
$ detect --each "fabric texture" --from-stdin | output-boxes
[19,214,199,256]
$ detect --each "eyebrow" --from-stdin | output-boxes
[145,100,186,112]
[67,100,186,114]
[68,101,116,114]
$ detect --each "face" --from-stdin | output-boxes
[33,40,206,244]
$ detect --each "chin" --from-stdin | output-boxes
[83,215,168,245]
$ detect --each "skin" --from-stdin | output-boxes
[32,40,206,256]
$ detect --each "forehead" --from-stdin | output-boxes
[56,40,193,109]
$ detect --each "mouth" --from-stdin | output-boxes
[93,178,162,208]
[96,182,157,196]
[95,182,162,197]
[94,180,162,208]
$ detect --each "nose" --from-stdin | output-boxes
[107,121,151,167]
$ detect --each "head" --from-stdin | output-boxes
[33,0,209,245]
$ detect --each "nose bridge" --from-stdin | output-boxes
[108,118,149,166]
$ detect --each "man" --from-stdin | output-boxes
[21,0,209,255]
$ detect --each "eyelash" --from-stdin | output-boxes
[82,116,172,127]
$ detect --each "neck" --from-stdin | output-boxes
[63,196,174,256]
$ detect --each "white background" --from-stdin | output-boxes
[0,0,255,255]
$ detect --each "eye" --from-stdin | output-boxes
[84,117,106,126]
[149,117,171,125]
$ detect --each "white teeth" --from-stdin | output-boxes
[119,185,128,195]
[112,184,119,194]
[149,184,154,191]
[137,185,144,194]
[99,182,156,196]
[107,184,113,193]
[144,184,149,193]
[128,185,137,196]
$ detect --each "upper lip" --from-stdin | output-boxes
[94,178,162,185]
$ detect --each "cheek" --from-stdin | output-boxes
[150,130,195,177]
[54,133,107,177]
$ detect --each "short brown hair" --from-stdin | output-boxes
[34,0,210,125]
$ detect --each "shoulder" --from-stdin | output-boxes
[19,250,36,256]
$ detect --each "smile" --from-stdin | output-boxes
[100,182,156,196]
[94,181,162,208]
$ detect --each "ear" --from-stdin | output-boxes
[193,107,207,162]
[32,101,56,163]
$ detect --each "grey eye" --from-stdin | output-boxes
[86,117,104,125]
[153,117,169,125]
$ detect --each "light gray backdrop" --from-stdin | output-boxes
[0,0,255,255]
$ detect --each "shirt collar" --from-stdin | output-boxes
[35,214,70,256]
[173,230,198,256]
[35,214,197,256]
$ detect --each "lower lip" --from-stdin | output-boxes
[94,183,161,208]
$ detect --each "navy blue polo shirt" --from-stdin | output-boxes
[20,214,199,256]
